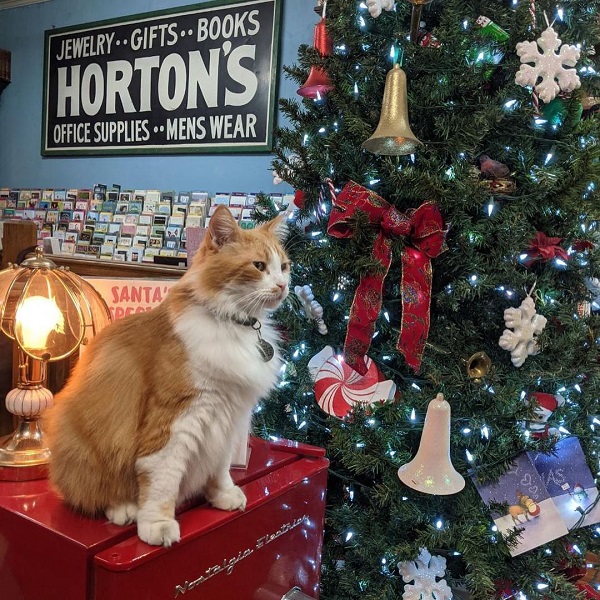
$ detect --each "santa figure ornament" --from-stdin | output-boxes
[523,392,565,438]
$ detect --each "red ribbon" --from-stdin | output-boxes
[327,181,447,374]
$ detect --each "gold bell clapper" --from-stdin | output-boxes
[406,0,434,43]
[297,16,334,99]
[361,64,423,156]
[465,351,492,383]
[397,393,465,495]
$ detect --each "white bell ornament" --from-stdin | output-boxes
[397,393,465,495]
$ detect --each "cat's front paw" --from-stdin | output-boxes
[209,485,247,511]
[106,502,138,526]
[137,518,181,547]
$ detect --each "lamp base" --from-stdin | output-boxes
[0,462,48,481]
[0,418,51,479]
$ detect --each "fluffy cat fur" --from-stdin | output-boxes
[45,205,290,547]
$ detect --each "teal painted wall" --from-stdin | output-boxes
[0,0,311,194]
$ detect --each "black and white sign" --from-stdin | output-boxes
[42,0,281,155]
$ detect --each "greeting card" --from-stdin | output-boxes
[473,437,599,556]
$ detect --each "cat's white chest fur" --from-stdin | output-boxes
[149,305,282,505]
[173,305,281,400]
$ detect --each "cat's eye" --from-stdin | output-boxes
[282,262,291,272]
[253,261,266,271]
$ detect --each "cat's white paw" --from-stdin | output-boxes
[209,485,247,511]
[106,502,138,526]
[137,519,181,547]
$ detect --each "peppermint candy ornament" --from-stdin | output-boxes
[308,346,396,418]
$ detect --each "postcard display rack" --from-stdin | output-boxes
[0,437,328,600]
[0,186,294,265]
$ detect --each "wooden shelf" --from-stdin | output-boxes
[50,255,186,279]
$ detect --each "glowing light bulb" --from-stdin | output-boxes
[16,296,64,350]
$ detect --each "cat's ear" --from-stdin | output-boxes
[264,212,289,243]
[207,206,240,248]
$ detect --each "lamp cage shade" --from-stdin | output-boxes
[58,269,111,344]
[0,250,111,361]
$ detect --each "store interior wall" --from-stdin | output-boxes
[0,0,312,194]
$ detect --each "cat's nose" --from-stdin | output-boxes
[276,282,287,292]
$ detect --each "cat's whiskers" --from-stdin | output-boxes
[232,289,273,317]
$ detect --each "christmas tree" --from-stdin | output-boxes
[258,0,600,598]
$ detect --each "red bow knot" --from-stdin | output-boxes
[327,180,447,374]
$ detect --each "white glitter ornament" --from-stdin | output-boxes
[585,277,600,308]
[498,295,547,367]
[294,284,328,334]
[515,25,581,103]
[272,153,301,185]
[366,0,395,18]
[398,548,452,600]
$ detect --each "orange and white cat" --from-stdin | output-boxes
[45,205,290,547]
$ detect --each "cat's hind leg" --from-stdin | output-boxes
[106,502,138,526]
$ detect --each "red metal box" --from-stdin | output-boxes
[0,437,329,600]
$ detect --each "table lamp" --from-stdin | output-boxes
[0,247,111,480]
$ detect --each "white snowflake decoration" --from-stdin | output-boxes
[585,277,600,308]
[398,548,452,600]
[515,25,581,103]
[498,296,547,367]
[294,285,328,334]
[272,153,301,186]
[366,0,395,18]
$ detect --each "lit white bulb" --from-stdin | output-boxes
[16,295,64,350]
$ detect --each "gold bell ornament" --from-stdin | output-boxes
[297,2,334,100]
[362,64,423,156]
[398,393,465,495]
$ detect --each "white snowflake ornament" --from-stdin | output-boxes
[398,548,452,600]
[294,285,328,334]
[499,296,547,367]
[515,25,581,103]
[366,0,395,18]
[272,153,301,186]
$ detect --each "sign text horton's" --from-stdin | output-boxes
[42,0,281,155]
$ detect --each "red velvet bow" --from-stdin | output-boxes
[524,232,569,266]
[327,180,447,374]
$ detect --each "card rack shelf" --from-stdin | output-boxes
[50,254,186,279]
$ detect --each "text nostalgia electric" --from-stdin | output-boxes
[46,2,278,152]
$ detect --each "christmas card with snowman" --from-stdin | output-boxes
[529,436,600,531]
[473,437,600,556]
